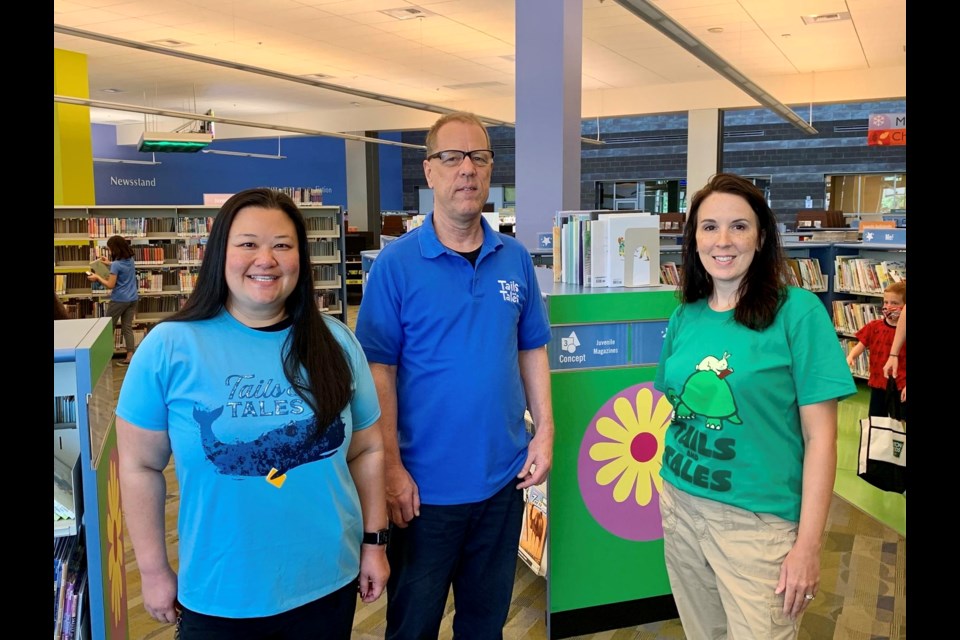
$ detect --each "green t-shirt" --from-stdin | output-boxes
[654,287,856,521]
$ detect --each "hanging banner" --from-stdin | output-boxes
[867,113,906,146]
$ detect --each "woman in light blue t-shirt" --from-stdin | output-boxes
[87,234,139,364]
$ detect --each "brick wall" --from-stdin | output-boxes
[400,99,906,218]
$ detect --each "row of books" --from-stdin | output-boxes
[265,186,325,204]
[784,257,827,291]
[832,300,882,335]
[553,211,661,288]
[307,239,339,258]
[54,216,216,238]
[54,534,88,640]
[839,337,869,379]
[305,216,338,232]
[834,256,905,294]
[54,396,77,424]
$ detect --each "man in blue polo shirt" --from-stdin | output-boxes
[355,111,555,640]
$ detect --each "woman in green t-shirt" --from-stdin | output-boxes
[654,173,855,640]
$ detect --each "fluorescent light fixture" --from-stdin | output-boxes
[138,131,213,153]
[54,95,428,150]
[93,157,162,165]
[201,149,286,160]
[612,0,818,134]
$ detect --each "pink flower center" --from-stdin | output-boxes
[630,432,657,463]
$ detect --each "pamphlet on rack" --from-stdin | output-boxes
[518,482,548,576]
[598,212,659,287]
[623,225,661,287]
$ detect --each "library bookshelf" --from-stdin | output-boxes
[54,317,129,640]
[54,204,348,350]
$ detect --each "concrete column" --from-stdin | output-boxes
[54,49,95,205]
[514,0,583,249]
[345,134,381,240]
[686,108,722,198]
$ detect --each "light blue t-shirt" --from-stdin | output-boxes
[110,257,138,302]
[654,287,855,522]
[116,311,381,617]
[355,213,551,504]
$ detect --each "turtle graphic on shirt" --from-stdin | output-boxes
[667,351,743,431]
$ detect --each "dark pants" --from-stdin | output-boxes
[385,478,525,640]
[176,578,357,640]
[869,385,907,421]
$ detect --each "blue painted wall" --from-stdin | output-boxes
[92,124,405,210]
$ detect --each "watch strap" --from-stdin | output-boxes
[362,529,390,545]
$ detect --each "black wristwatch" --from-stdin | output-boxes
[362,529,390,545]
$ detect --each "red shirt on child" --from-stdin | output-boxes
[855,319,906,391]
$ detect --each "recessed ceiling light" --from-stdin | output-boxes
[100,88,124,94]
[350,102,361,106]
[146,38,192,48]
[707,27,723,34]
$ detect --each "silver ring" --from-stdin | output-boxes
[804,594,815,600]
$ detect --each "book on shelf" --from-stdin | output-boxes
[660,261,680,286]
[589,218,609,287]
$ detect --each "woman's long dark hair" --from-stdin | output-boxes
[680,173,787,330]
[106,235,135,260]
[168,188,352,428]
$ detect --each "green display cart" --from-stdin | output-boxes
[535,270,679,638]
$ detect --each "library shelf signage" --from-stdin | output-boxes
[862,228,906,245]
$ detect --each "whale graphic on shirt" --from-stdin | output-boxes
[193,405,345,485]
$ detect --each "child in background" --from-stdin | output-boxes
[846,281,906,420]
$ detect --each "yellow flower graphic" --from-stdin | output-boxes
[588,387,672,506]
[106,456,125,625]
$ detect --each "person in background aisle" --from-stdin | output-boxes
[846,282,907,418]
[655,173,856,640]
[354,111,555,640]
[115,188,389,640]
[882,302,907,402]
[87,234,139,364]
[54,291,69,320]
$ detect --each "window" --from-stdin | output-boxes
[825,173,906,214]
[596,179,686,213]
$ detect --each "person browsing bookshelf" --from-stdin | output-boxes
[354,112,555,640]
[115,188,389,639]
[847,282,907,416]
[87,234,139,364]
[654,173,856,639]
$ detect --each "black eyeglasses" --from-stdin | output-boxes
[426,149,495,167]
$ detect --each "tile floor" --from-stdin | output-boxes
[120,305,906,639]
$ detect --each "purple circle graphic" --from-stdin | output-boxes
[577,382,667,542]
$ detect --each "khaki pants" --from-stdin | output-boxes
[660,481,801,640]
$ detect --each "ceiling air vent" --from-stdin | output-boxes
[381,6,435,20]
[801,12,851,25]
